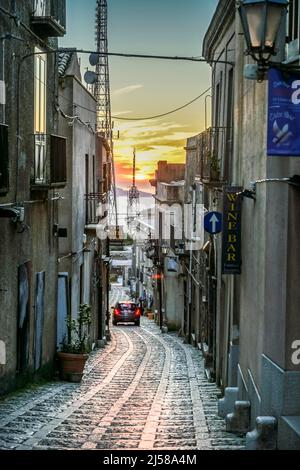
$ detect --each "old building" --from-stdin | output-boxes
[182,130,217,369]
[148,161,186,331]
[56,50,110,351]
[0,0,67,395]
[202,0,300,449]
[199,0,237,388]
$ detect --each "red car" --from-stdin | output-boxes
[112,301,141,326]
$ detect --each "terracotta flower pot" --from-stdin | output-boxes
[57,352,89,382]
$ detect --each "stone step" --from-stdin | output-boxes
[278,416,300,450]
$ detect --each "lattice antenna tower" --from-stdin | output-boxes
[127,148,140,228]
[95,0,118,227]
[95,0,111,136]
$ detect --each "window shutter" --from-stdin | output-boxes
[0,124,9,193]
[50,135,66,185]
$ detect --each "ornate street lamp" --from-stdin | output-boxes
[239,0,288,68]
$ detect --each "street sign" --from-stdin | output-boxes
[222,188,242,275]
[204,212,223,234]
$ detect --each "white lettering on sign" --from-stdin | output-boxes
[0,340,6,365]
[291,340,300,366]
[291,80,300,105]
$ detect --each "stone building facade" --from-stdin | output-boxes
[57,51,110,352]
[0,0,66,394]
[201,0,300,449]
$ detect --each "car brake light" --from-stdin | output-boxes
[135,308,141,316]
[114,309,121,316]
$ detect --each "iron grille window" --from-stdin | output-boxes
[50,135,66,184]
[0,123,8,193]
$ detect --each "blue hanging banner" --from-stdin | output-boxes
[268,67,300,157]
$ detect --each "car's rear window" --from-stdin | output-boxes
[119,303,136,309]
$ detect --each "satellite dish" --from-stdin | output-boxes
[89,53,99,66]
[84,70,97,85]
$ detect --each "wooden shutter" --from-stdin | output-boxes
[50,134,67,185]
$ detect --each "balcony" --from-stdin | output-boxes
[33,134,67,189]
[85,193,108,225]
[193,127,225,183]
[31,0,66,37]
[0,124,9,195]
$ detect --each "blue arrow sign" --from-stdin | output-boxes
[204,211,223,235]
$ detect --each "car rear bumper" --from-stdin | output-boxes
[113,316,140,323]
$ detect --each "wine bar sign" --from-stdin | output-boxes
[222,187,242,275]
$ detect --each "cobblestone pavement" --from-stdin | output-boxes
[0,287,245,451]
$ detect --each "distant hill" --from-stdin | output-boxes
[116,187,153,198]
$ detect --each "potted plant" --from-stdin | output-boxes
[57,304,92,383]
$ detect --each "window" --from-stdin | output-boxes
[34,48,47,184]
[0,123,9,193]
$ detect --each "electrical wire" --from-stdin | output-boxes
[23,62,212,123]
[56,104,96,134]
[111,87,212,121]
[58,87,212,121]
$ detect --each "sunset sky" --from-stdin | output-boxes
[60,0,218,192]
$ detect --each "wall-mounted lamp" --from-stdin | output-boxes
[239,0,288,80]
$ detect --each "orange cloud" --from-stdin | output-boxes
[113,117,199,193]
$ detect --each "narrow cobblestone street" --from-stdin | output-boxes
[0,288,245,451]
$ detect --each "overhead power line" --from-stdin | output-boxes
[112,87,212,121]
[58,87,211,121]
[57,48,234,66]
